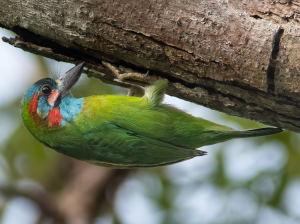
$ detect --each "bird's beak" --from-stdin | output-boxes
[58,62,85,96]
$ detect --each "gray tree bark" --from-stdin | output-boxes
[2,0,300,132]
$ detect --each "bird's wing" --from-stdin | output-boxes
[82,122,205,168]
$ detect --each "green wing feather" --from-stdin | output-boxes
[82,122,205,168]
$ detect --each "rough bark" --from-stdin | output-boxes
[1,0,300,133]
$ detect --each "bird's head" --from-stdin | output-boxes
[21,62,85,129]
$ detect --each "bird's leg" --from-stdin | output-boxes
[102,61,158,96]
[102,61,149,83]
[84,68,146,97]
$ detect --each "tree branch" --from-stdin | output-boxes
[1,0,300,132]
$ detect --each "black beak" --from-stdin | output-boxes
[58,62,85,96]
[53,62,85,108]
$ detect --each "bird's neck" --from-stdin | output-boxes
[56,95,84,127]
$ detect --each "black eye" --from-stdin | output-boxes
[41,85,52,95]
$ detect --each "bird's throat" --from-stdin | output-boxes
[26,93,84,129]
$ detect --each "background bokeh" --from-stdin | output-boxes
[0,27,300,224]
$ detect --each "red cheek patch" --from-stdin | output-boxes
[28,93,39,115]
[48,107,62,127]
[48,90,59,106]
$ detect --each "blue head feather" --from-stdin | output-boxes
[22,78,58,104]
[22,84,38,104]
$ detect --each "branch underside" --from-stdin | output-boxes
[1,0,300,132]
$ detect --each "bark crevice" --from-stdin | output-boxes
[267,28,284,93]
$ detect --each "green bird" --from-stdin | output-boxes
[21,63,282,168]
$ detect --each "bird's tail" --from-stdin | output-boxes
[229,127,283,139]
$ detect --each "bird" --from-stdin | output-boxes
[21,62,283,168]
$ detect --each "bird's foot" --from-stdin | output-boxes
[102,61,158,97]
[102,61,155,83]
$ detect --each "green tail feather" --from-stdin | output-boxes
[230,127,283,138]
[144,80,168,107]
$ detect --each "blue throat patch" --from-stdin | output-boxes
[36,93,83,127]
[37,94,83,126]
[59,94,84,126]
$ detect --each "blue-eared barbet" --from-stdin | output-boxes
[21,63,283,168]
